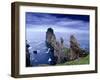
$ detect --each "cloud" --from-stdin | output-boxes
[26,12,89,26]
[26,13,59,25]
[26,12,89,34]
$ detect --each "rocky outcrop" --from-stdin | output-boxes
[46,28,67,64]
[46,28,56,48]
[46,28,57,64]
[69,35,82,60]
[26,40,31,67]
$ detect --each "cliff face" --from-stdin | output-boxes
[70,35,82,60]
[46,28,56,47]
[46,28,57,64]
[46,28,67,64]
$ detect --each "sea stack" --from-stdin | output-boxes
[46,28,56,48]
[46,28,67,64]
[70,35,82,60]
[45,28,57,64]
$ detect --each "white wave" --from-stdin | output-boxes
[46,48,50,54]
[48,58,52,62]
[28,46,32,50]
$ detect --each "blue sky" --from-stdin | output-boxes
[26,12,89,33]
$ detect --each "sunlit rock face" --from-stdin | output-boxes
[70,35,82,60]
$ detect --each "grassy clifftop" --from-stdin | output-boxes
[62,55,89,65]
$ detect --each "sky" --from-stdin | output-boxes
[25,12,89,34]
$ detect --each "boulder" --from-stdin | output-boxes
[33,51,37,54]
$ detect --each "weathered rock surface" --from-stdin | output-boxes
[46,28,57,64]
[46,28,56,47]
[46,28,68,64]
[70,35,82,60]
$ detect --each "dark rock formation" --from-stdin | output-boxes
[46,28,57,64]
[46,28,56,47]
[33,51,37,54]
[26,40,31,67]
[60,37,64,44]
[79,49,89,57]
[70,35,82,60]
[46,28,56,65]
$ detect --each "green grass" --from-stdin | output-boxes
[63,55,89,65]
